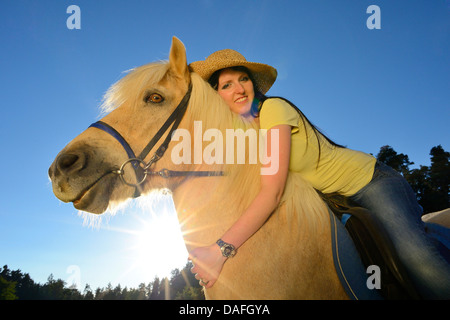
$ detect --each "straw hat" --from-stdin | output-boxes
[189,49,277,94]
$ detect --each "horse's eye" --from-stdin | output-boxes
[145,93,164,104]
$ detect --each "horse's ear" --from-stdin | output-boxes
[169,36,189,81]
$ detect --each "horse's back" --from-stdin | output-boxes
[422,208,450,228]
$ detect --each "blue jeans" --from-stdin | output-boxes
[349,161,450,299]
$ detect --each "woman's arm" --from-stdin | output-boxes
[220,124,291,247]
[189,124,292,288]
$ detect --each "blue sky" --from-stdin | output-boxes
[0,0,449,291]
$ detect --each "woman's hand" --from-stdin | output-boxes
[189,244,227,289]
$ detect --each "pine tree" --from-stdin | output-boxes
[0,276,17,300]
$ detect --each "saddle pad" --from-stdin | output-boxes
[328,207,383,300]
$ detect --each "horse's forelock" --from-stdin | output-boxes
[99,61,170,115]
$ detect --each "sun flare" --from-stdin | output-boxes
[127,194,189,281]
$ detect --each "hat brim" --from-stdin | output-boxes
[189,59,277,94]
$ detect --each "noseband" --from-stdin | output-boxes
[88,83,224,197]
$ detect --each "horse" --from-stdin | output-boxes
[48,36,355,299]
[422,208,450,229]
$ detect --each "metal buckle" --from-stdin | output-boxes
[113,158,148,187]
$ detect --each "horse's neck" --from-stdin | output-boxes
[172,177,231,250]
[171,162,261,251]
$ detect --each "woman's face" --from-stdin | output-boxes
[217,68,255,117]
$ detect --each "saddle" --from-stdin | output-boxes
[318,191,422,300]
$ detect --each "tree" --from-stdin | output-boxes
[376,145,413,176]
[169,268,187,300]
[147,276,172,300]
[136,282,148,300]
[94,287,103,300]
[0,276,17,300]
[169,262,203,300]
[407,165,431,209]
[378,145,450,214]
[83,284,94,300]
[41,274,67,300]
[1,265,40,299]
[175,286,204,300]
[429,146,450,208]
[102,282,117,300]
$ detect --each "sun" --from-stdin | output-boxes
[127,194,189,281]
[94,192,191,287]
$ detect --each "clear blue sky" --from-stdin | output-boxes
[0,0,449,291]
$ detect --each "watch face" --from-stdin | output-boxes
[217,239,236,257]
[222,244,235,257]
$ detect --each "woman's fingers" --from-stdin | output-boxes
[204,279,215,288]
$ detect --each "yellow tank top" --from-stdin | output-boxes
[259,98,376,196]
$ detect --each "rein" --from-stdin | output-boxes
[88,83,224,197]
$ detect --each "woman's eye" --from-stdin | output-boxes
[240,76,249,82]
[146,93,164,104]
[221,83,231,90]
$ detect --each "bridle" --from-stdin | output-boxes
[88,83,224,197]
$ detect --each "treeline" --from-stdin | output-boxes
[376,145,449,213]
[0,262,204,300]
[1,144,448,300]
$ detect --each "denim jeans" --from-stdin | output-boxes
[349,161,450,299]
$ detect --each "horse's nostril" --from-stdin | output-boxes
[56,153,85,175]
[60,154,79,168]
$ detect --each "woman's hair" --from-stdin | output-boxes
[208,66,345,165]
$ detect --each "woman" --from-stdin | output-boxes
[188,49,450,299]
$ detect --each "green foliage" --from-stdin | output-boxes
[0,263,203,300]
[377,145,449,213]
[376,145,414,176]
[0,276,17,300]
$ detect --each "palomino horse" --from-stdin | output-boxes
[49,37,351,299]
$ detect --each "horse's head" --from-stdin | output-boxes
[48,37,191,214]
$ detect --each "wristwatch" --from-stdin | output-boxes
[216,239,237,258]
